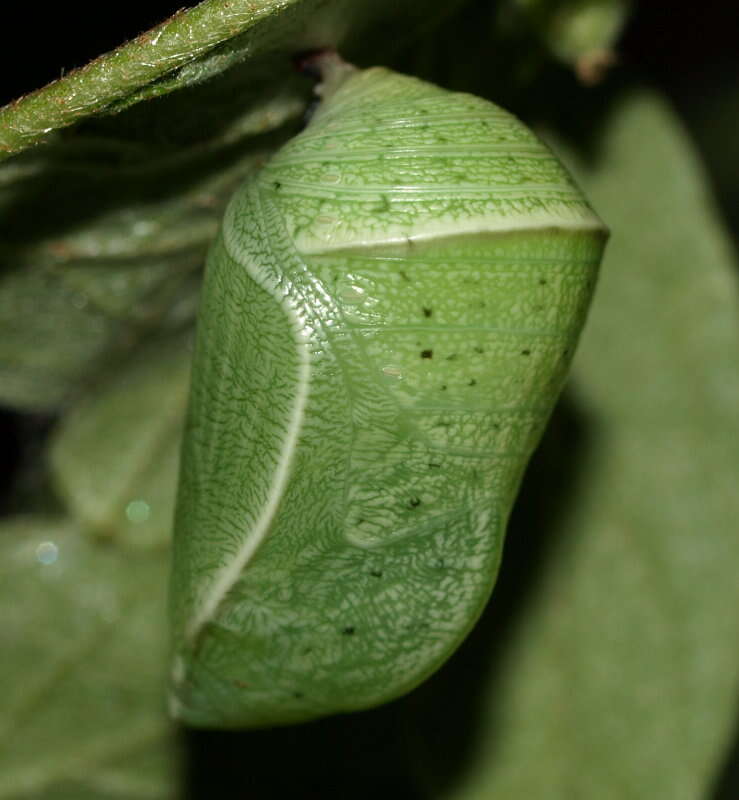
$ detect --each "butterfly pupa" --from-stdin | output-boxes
[169,58,607,728]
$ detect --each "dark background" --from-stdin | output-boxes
[1,2,737,797]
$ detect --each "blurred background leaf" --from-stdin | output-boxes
[49,332,192,549]
[0,517,177,799]
[0,85,302,411]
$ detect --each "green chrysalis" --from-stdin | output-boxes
[170,60,607,727]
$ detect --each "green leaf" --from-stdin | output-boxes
[49,333,192,549]
[0,517,177,798]
[409,88,739,800]
[0,133,278,411]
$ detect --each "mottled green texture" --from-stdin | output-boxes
[0,517,176,798]
[170,67,606,727]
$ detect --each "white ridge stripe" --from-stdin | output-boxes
[298,213,606,255]
[259,179,582,197]
[184,270,311,647]
[268,146,550,165]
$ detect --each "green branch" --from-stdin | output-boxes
[0,0,300,160]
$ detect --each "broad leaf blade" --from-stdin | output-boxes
[0,129,282,411]
[0,517,177,798]
[49,333,192,549]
